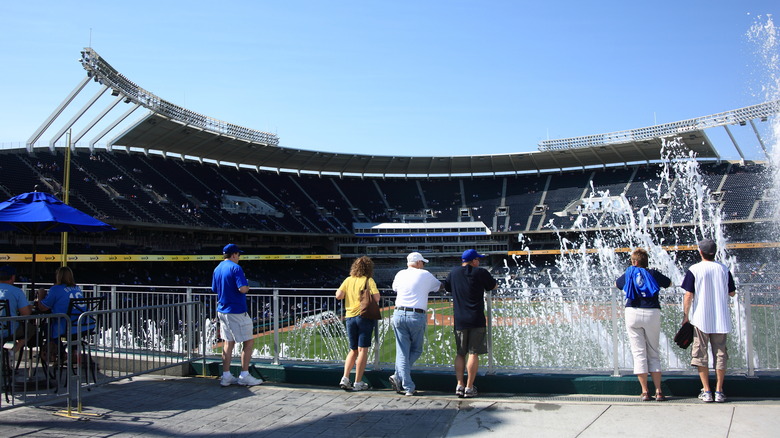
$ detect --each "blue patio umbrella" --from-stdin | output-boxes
[0,191,115,290]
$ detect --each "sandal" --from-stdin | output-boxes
[655,392,667,402]
[641,392,653,401]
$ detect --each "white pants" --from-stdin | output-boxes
[625,307,661,375]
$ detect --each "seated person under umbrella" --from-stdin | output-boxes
[35,267,96,365]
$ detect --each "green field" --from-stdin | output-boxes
[214,297,780,372]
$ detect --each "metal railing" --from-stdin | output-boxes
[86,282,780,376]
[1,313,69,409]
[4,281,777,409]
[1,300,205,412]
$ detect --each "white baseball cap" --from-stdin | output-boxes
[407,252,429,263]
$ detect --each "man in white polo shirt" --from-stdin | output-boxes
[389,252,442,396]
[682,238,736,403]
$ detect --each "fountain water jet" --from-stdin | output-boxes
[494,138,744,371]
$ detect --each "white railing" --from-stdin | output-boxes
[6,281,777,392]
[83,283,780,376]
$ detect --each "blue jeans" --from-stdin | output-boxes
[346,316,376,350]
[392,309,428,392]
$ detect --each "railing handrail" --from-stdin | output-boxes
[16,282,780,296]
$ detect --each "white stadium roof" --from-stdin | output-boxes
[27,48,780,177]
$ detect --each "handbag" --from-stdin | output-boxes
[359,279,381,320]
[674,321,694,349]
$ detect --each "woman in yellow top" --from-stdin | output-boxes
[336,256,380,391]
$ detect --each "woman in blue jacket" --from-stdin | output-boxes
[615,248,672,401]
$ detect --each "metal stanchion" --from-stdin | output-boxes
[272,289,280,365]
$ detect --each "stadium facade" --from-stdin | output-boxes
[2,48,779,286]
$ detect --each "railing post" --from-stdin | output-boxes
[66,316,77,414]
[76,312,86,411]
[373,296,381,369]
[185,287,193,359]
[743,286,755,377]
[272,288,280,365]
[200,302,207,376]
[486,290,494,375]
[110,285,117,354]
[610,288,621,377]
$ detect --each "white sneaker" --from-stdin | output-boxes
[464,386,478,398]
[352,381,369,391]
[389,374,402,394]
[237,374,263,386]
[455,385,465,398]
[220,374,238,387]
[339,376,353,390]
[698,389,713,403]
[714,391,726,403]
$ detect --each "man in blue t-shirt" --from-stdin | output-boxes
[0,265,33,358]
[212,244,262,387]
[444,249,498,399]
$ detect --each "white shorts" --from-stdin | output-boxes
[217,312,253,343]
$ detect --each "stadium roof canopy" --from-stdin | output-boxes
[27,48,780,177]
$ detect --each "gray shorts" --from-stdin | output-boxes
[218,312,253,343]
[454,327,488,356]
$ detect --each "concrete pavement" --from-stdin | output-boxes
[1,375,779,437]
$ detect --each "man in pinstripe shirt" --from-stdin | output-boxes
[682,238,736,403]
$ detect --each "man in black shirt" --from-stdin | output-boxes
[444,249,498,398]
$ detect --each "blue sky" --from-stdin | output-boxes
[0,1,778,159]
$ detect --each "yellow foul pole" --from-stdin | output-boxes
[60,130,72,267]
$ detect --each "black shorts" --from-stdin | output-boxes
[454,327,487,356]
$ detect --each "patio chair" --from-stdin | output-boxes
[55,296,105,385]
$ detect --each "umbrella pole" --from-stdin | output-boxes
[61,232,68,267]
[30,233,37,301]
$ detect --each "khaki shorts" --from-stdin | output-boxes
[454,327,488,356]
[691,327,728,370]
[217,312,253,343]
